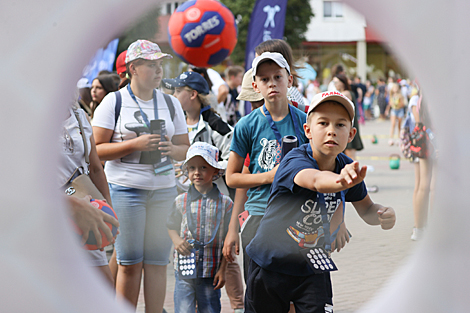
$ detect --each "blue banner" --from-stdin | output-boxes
[244,0,287,114]
[81,38,119,84]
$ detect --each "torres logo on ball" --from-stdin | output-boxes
[183,15,221,44]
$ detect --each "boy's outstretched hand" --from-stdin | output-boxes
[377,207,396,230]
[336,161,367,187]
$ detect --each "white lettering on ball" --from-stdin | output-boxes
[183,15,220,43]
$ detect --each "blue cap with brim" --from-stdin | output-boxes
[163,72,210,95]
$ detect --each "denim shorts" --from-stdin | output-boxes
[109,183,178,266]
[174,271,221,313]
[390,107,405,118]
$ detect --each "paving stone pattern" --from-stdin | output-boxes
[137,119,419,313]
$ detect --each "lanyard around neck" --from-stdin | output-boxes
[185,191,222,247]
[306,144,345,252]
[127,84,158,128]
[262,104,302,144]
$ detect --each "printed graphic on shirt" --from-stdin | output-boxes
[258,138,281,170]
[124,111,149,136]
[123,110,154,164]
[287,192,341,248]
[62,128,75,154]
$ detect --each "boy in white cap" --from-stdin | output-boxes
[244,91,396,312]
[167,142,233,313]
[225,52,309,281]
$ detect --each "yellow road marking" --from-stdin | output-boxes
[356,155,402,161]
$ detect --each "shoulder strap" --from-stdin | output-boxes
[113,90,174,128]
[110,91,123,143]
[72,109,90,170]
[114,91,122,126]
[163,93,175,121]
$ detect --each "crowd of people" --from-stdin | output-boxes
[61,37,438,313]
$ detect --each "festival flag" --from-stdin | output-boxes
[81,38,119,84]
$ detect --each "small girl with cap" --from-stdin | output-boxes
[167,142,233,313]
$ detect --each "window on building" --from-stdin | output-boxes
[324,1,343,18]
[163,2,179,15]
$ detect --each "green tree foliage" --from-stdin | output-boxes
[117,5,161,54]
[220,0,314,65]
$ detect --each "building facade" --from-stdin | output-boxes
[298,0,407,83]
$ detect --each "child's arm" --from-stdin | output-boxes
[329,202,350,252]
[223,186,248,262]
[294,161,367,194]
[167,229,192,256]
[352,195,396,230]
[213,255,228,290]
[331,222,350,252]
[226,151,278,189]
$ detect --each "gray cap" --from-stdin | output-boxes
[252,52,291,79]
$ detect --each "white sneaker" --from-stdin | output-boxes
[234,309,244,313]
[411,227,424,241]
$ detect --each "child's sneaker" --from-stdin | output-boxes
[388,138,394,146]
[234,309,244,313]
[411,227,424,241]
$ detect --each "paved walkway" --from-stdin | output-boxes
[136,118,417,313]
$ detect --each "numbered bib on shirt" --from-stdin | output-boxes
[178,249,197,279]
[300,247,338,273]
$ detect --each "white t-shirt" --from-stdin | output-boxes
[186,121,198,143]
[58,108,92,187]
[327,80,337,92]
[407,94,419,130]
[92,87,187,190]
[207,68,228,121]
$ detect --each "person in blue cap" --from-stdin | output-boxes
[163,72,234,196]
[163,72,244,312]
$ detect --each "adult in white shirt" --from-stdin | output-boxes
[207,68,228,121]
[92,40,189,313]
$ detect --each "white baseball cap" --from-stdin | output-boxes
[307,91,355,122]
[76,78,91,89]
[182,142,225,181]
[252,52,291,79]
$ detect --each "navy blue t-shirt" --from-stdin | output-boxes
[246,143,367,276]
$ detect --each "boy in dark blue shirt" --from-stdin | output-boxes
[225,52,308,280]
[245,91,396,313]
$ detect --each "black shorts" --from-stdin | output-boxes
[241,215,263,282]
[245,260,333,313]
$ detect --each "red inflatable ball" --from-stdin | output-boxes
[168,0,238,67]
[73,199,118,250]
